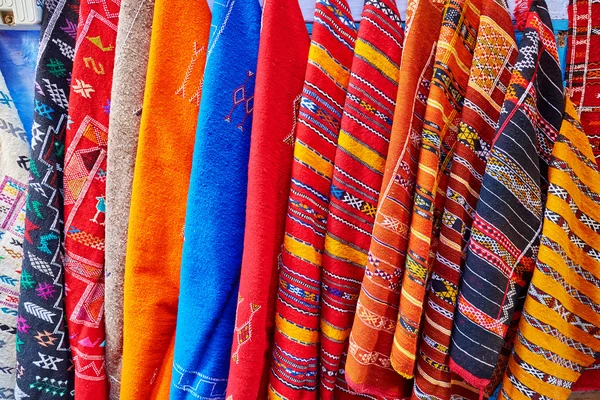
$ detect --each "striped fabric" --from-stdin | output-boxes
[319,0,404,397]
[499,97,600,400]
[412,0,518,398]
[269,0,357,397]
[391,0,482,378]
[566,0,600,161]
[344,0,444,396]
[449,0,565,389]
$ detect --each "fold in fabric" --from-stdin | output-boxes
[104,0,155,394]
[170,1,262,398]
[225,0,310,398]
[411,0,518,398]
[16,0,79,397]
[500,97,600,399]
[119,0,211,398]
[268,0,358,397]
[0,69,28,397]
[318,0,405,397]
[62,0,121,396]
[449,0,565,388]
[345,0,444,395]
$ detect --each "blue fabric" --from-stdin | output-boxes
[0,30,39,140]
[170,1,261,399]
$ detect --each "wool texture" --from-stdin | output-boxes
[411,0,518,398]
[318,0,404,397]
[267,0,357,398]
[62,0,120,396]
[15,0,79,397]
[499,96,600,399]
[118,0,211,398]
[170,0,262,398]
[391,0,481,378]
[566,0,600,162]
[0,69,28,398]
[104,0,154,394]
[449,0,565,388]
[224,0,309,398]
[344,0,443,395]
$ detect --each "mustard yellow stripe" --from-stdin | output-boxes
[283,234,322,266]
[393,335,417,360]
[324,233,368,266]
[551,150,600,198]
[276,313,319,346]
[546,194,600,244]
[295,140,333,180]
[507,352,572,399]
[309,42,351,88]
[562,98,597,161]
[337,130,386,172]
[548,170,600,220]
[353,38,399,81]
[320,319,350,343]
[268,385,287,400]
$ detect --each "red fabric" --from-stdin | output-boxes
[574,365,600,392]
[225,0,309,398]
[63,0,120,397]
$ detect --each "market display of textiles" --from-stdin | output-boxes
[0,0,598,398]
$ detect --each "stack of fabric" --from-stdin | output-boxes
[0,0,598,398]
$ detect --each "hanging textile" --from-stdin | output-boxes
[118,0,211,398]
[15,0,78,397]
[566,0,600,161]
[0,70,28,397]
[104,0,155,394]
[319,0,404,396]
[170,0,262,398]
[392,0,481,378]
[499,96,600,399]
[225,0,310,398]
[268,0,357,397]
[344,0,443,395]
[62,0,120,396]
[449,0,565,389]
[412,0,518,397]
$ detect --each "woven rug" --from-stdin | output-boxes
[118,0,211,399]
[500,97,600,399]
[62,0,121,396]
[566,0,600,162]
[392,0,482,378]
[449,0,565,389]
[411,0,518,398]
[268,0,357,398]
[15,0,78,397]
[104,0,154,395]
[170,1,262,398]
[224,0,309,398]
[318,0,404,397]
[0,68,28,399]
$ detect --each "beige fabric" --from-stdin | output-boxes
[105,0,154,397]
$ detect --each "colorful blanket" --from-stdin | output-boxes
[15,0,78,397]
[170,0,262,398]
[268,1,357,398]
[104,0,154,394]
[62,0,120,396]
[344,0,443,396]
[119,0,211,399]
[392,0,481,378]
[319,0,404,397]
[0,69,28,398]
[499,96,600,399]
[449,0,565,389]
[411,0,518,397]
[566,0,600,162]
[225,0,309,398]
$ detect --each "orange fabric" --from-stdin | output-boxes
[119,1,211,398]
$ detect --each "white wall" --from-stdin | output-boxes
[299,0,568,21]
